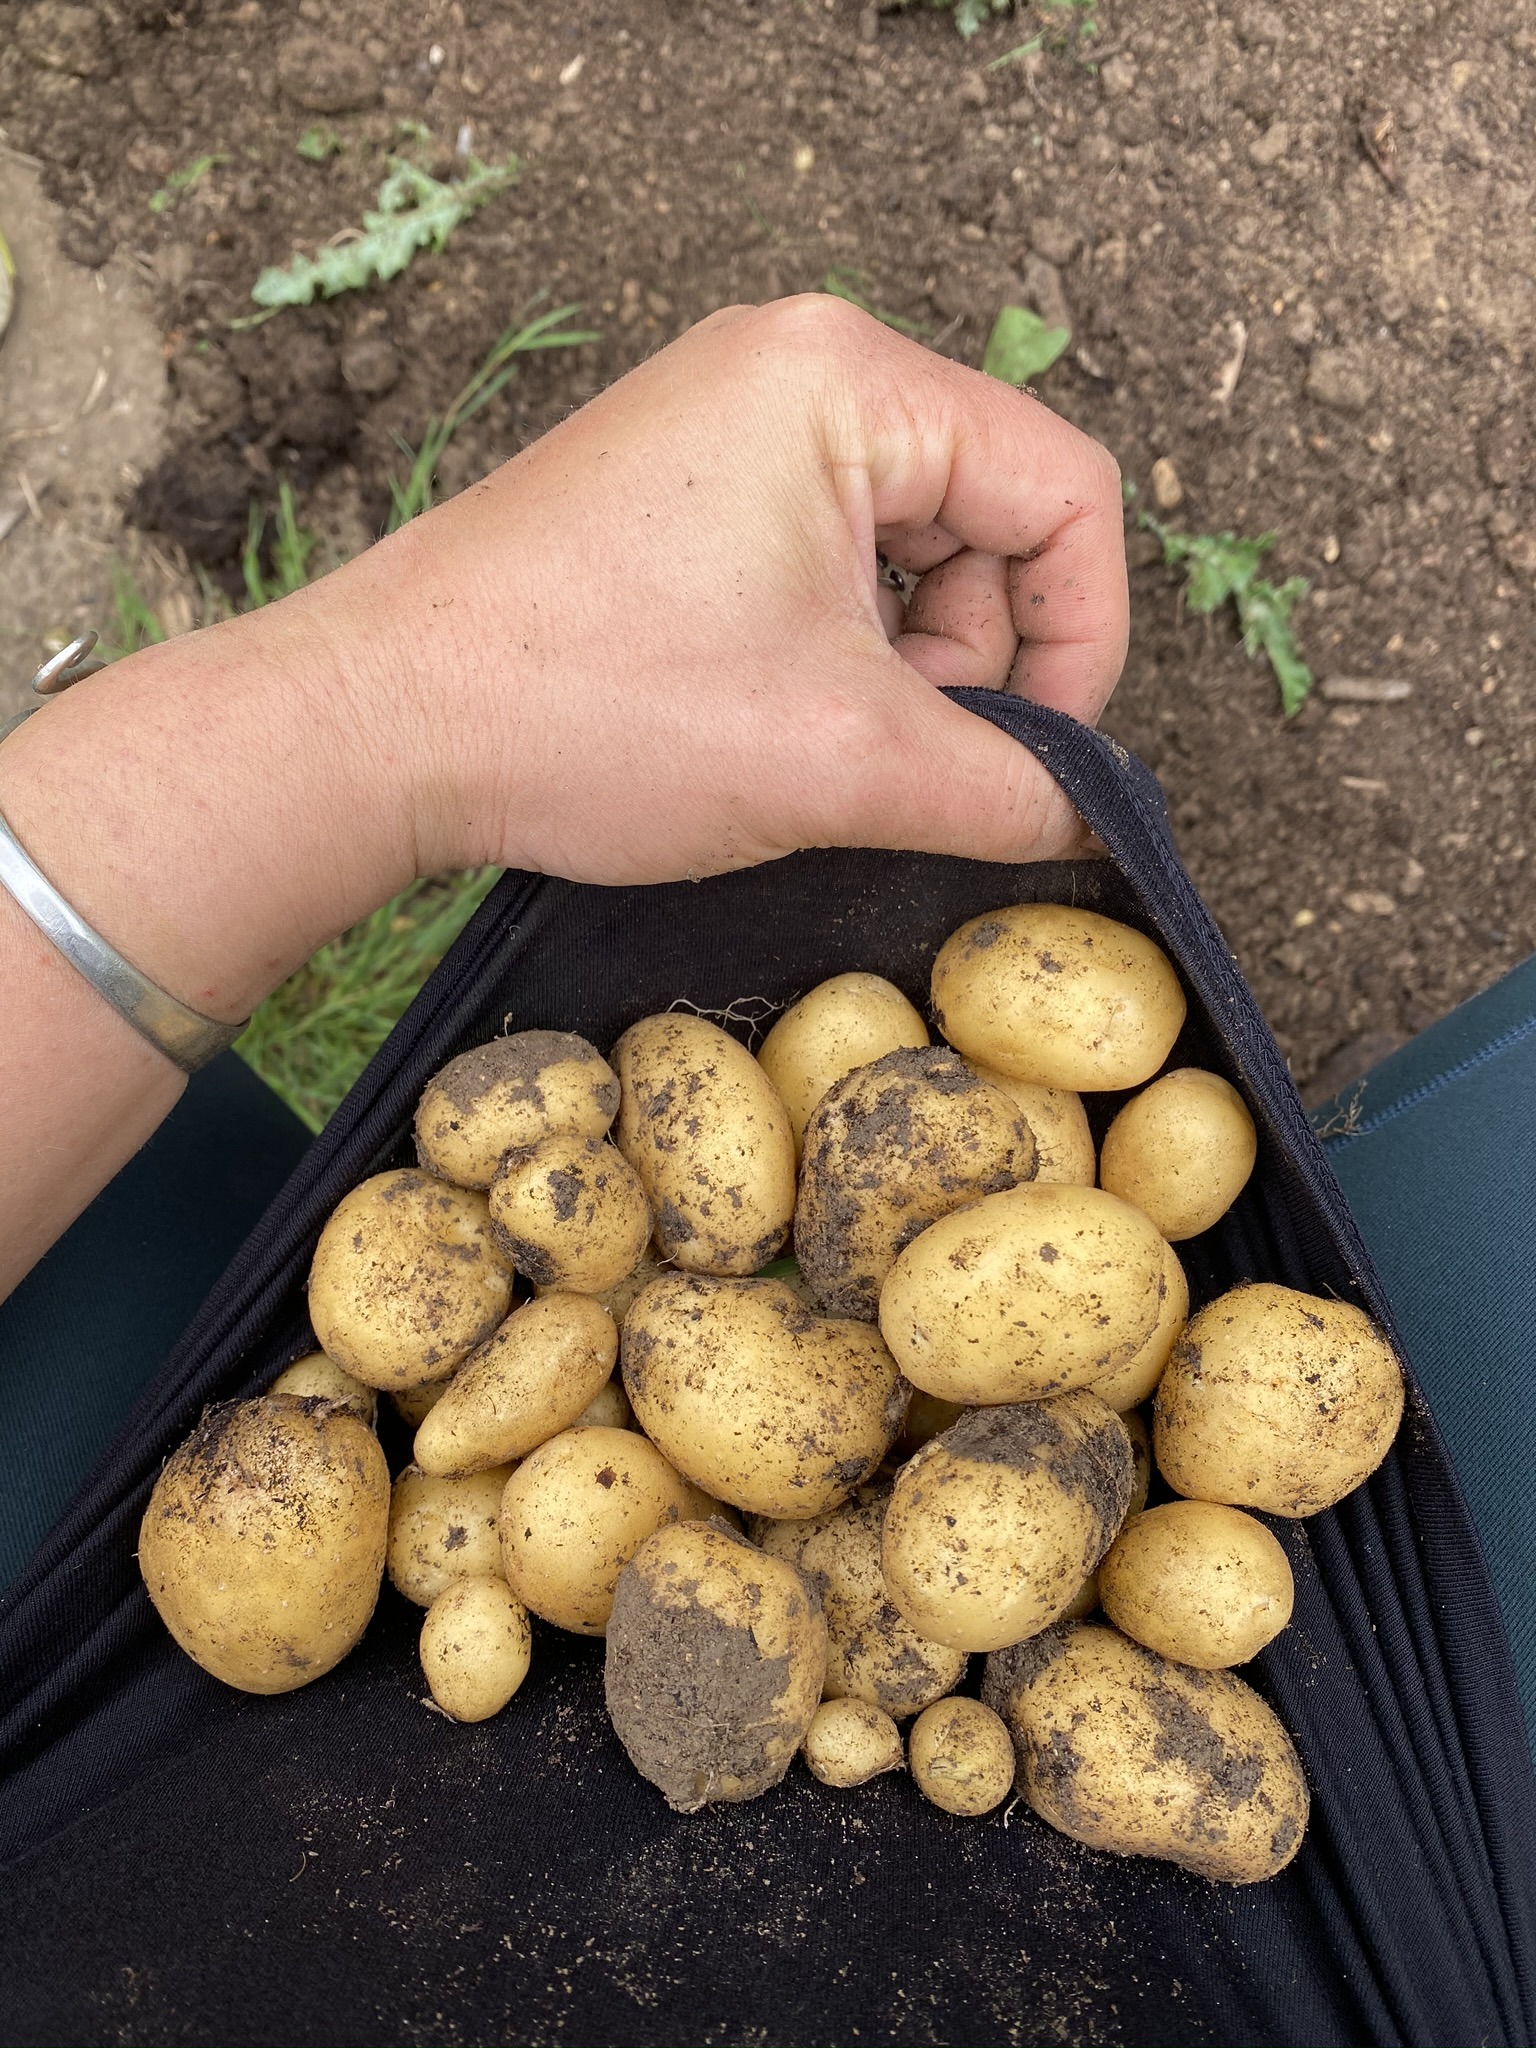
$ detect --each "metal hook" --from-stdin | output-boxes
[32,632,106,697]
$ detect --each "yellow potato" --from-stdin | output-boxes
[386,1463,514,1606]
[1087,1239,1187,1412]
[757,972,928,1152]
[307,1169,514,1391]
[932,903,1186,1090]
[414,1293,618,1477]
[414,1030,620,1189]
[419,1576,533,1723]
[612,1013,796,1275]
[1155,1282,1405,1516]
[897,1389,966,1458]
[1098,1501,1294,1668]
[969,1068,1096,1186]
[571,1376,634,1430]
[802,1699,904,1787]
[389,1373,454,1430]
[537,1248,671,1327]
[1099,1068,1258,1241]
[908,1698,1015,1816]
[489,1135,651,1292]
[878,1184,1167,1405]
[270,1350,377,1427]
[1054,1409,1150,1622]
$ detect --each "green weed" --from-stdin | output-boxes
[982,304,1071,383]
[296,126,342,162]
[820,268,932,339]
[148,153,227,214]
[1141,516,1314,716]
[98,562,169,661]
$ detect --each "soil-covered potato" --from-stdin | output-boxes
[605,1520,826,1810]
[1099,1068,1258,1242]
[270,1351,377,1426]
[1054,1410,1151,1623]
[387,1463,514,1607]
[139,1395,389,1694]
[1088,1241,1188,1413]
[389,1373,454,1430]
[308,1169,514,1391]
[419,1576,533,1723]
[878,1184,1167,1405]
[983,1622,1309,1883]
[757,972,929,1153]
[612,1013,796,1275]
[796,1045,1036,1320]
[753,1486,967,1717]
[414,1030,620,1189]
[1098,1501,1295,1669]
[572,1376,634,1431]
[488,1135,651,1292]
[802,1698,904,1787]
[968,1069,1096,1187]
[897,1389,966,1457]
[413,1293,617,1477]
[932,904,1186,1091]
[622,1274,908,1519]
[1155,1282,1405,1516]
[908,1697,1015,1816]
[882,1394,1133,1652]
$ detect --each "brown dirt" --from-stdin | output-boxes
[2,0,1532,1095]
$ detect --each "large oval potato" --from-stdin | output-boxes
[622,1274,909,1519]
[983,1621,1309,1883]
[968,1068,1096,1187]
[932,903,1186,1090]
[1099,1068,1258,1241]
[757,972,929,1153]
[307,1169,514,1391]
[488,1136,651,1293]
[414,1030,620,1189]
[605,1521,826,1810]
[1098,1501,1294,1668]
[796,1046,1036,1320]
[387,1463,514,1606]
[1155,1282,1405,1516]
[879,1184,1167,1404]
[139,1395,389,1694]
[415,1293,618,1476]
[1088,1239,1188,1413]
[612,1013,796,1275]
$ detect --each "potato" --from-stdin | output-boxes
[897,1389,966,1457]
[1054,1410,1150,1622]
[968,1069,1096,1187]
[932,903,1186,1091]
[499,1425,712,1634]
[908,1698,1015,1817]
[753,1487,967,1717]
[1098,1502,1294,1669]
[270,1351,376,1427]
[796,1046,1035,1320]
[878,1184,1167,1405]
[489,1136,651,1292]
[882,1393,1133,1652]
[1088,1241,1188,1413]
[419,1576,533,1723]
[572,1376,634,1431]
[387,1463,514,1606]
[612,1013,796,1275]
[414,1030,620,1189]
[983,1621,1308,1883]
[802,1698,904,1787]
[622,1274,908,1519]
[1099,1068,1258,1241]
[537,1248,671,1327]
[308,1170,514,1391]
[414,1293,617,1477]
[1155,1282,1405,1516]
[757,972,929,1153]
[390,1373,454,1430]
[139,1395,388,1694]
[605,1520,826,1810]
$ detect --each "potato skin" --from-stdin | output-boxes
[796,1046,1036,1320]
[270,1351,377,1427]
[933,904,1186,1091]
[879,1184,1167,1405]
[415,1030,620,1189]
[983,1622,1309,1883]
[968,1069,1096,1187]
[1088,1241,1188,1413]
[757,973,929,1153]
[139,1395,388,1694]
[622,1274,909,1520]
[605,1521,827,1810]
[909,1698,1015,1817]
[389,1374,454,1430]
[414,1293,617,1477]
[387,1463,514,1606]
[419,1576,533,1723]
[308,1170,514,1391]
[612,1013,796,1276]
[802,1699,905,1787]
[489,1136,651,1292]
[1098,1502,1294,1669]
[1099,1069,1258,1242]
[1155,1282,1405,1517]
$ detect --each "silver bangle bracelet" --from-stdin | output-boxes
[0,636,247,1074]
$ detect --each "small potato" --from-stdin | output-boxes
[757,973,929,1153]
[489,1136,651,1293]
[1088,1241,1188,1413]
[897,1389,966,1458]
[1099,1502,1294,1669]
[933,903,1186,1091]
[797,1046,1035,1320]
[983,1621,1308,1883]
[802,1699,904,1787]
[909,1698,1015,1817]
[270,1351,376,1427]
[1099,1068,1258,1241]
[613,1013,796,1276]
[139,1396,388,1694]
[414,1293,617,1477]
[605,1520,826,1810]
[623,1274,908,1519]
[572,1376,634,1431]
[387,1464,513,1606]
[538,1248,671,1327]
[969,1069,1096,1187]
[419,1576,533,1723]
[308,1170,514,1391]
[390,1373,454,1429]
[883,1394,1133,1653]
[499,1425,709,1634]
[879,1184,1167,1405]
[1155,1282,1405,1517]
[414,1030,620,1189]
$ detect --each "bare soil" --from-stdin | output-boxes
[2,0,1532,1095]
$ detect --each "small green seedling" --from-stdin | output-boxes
[821,268,932,339]
[242,481,318,608]
[296,126,343,162]
[148,153,227,214]
[1141,516,1314,716]
[982,305,1071,384]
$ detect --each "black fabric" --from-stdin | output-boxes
[0,692,1532,2048]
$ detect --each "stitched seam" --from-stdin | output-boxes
[1325,1009,1536,1149]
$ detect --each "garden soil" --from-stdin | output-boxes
[1,0,1532,1097]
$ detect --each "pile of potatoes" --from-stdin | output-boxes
[138,903,1405,1887]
